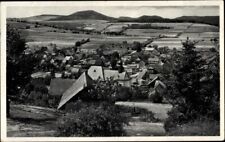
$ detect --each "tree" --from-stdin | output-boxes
[132,41,142,52]
[110,52,120,70]
[118,60,124,73]
[7,25,39,103]
[165,38,206,124]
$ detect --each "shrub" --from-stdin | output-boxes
[130,86,148,100]
[25,25,30,29]
[149,92,163,103]
[57,103,128,136]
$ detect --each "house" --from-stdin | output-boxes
[57,72,93,109]
[130,69,148,85]
[124,68,133,75]
[87,66,131,87]
[154,80,167,95]
[148,57,160,65]
[73,65,82,68]
[148,80,167,99]
[104,70,131,87]
[55,73,62,78]
[139,61,146,69]
[121,55,131,62]
[87,66,105,80]
[55,55,64,62]
[147,75,159,88]
[31,72,51,79]
[144,46,155,51]
[70,67,81,74]
[62,56,73,63]
[87,59,96,65]
[49,78,76,96]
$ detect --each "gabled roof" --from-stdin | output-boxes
[49,78,76,96]
[88,66,130,81]
[88,66,104,80]
[57,72,93,109]
[154,80,167,94]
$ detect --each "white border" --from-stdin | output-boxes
[1,1,224,141]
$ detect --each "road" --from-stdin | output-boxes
[116,101,173,136]
[115,101,172,120]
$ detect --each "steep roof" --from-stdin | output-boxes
[49,79,76,96]
[57,72,93,109]
[87,66,104,80]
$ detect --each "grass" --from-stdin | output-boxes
[167,118,220,136]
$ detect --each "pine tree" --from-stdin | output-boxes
[167,37,205,121]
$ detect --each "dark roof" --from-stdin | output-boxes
[57,72,93,109]
[49,78,76,96]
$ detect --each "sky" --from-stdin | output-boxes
[7,6,219,19]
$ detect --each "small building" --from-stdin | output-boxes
[148,57,160,66]
[70,67,81,74]
[57,72,93,109]
[31,72,51,79]
[49,78,76,96]
[144,46,155,51]
[87,66,105,80]
[87,59,96,66]
[55,73,62,78]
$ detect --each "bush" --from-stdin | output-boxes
[166,117,219,136]
[25,25,30,29]
[130,86,148,100]
[116,86,132,101]
[57,103,128,136]
[149,92,163,103]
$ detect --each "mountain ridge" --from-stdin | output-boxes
[9,10,219,26]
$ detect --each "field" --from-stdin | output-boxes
[8,20,219,51]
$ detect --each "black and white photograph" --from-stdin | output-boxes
[0,1,224,141]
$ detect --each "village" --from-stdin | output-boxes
[5,5,221,137]
[27,36,175,109]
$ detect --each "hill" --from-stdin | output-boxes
[9,10,219,26]
[174,16,219,26]
[21,14,62,22]
[50,10,116,21]
[118,15,219,26]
